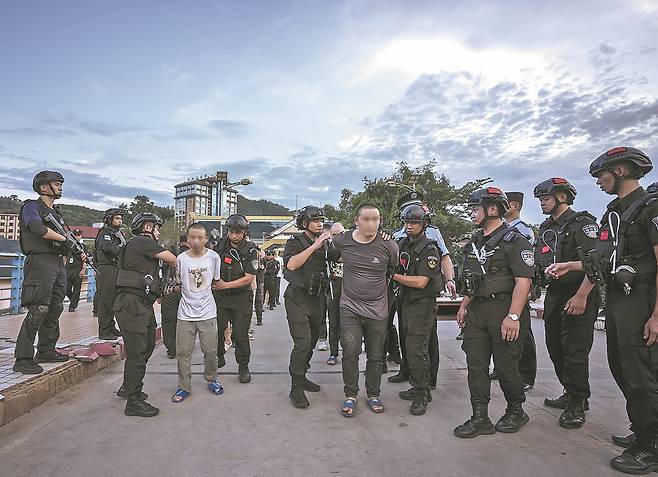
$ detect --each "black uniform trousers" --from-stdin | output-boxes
[113,291,157,399]
[462,293,528,406]
[284,285,324,378]
[15,253,66,359]
[398,297,439,386]
[264,277,276,309]
[254,276,264,322]
[65,268,83,309]
[327,283,342,356]
[160,290,181,355]
[385,296,401,357]
[96,263,119,335]
[216,298,252,366]
[543,283,599,398]
[400,297,438,392]
[606,283,658,439]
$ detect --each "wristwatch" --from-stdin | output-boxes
[507,313,519,321]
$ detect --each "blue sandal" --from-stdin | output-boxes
[327,356,337,365]
[341,398,357,417]
[172,389,190,403]
[367,396,385,413]
[208,381,224,395]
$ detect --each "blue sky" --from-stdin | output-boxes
[1,0,657,223]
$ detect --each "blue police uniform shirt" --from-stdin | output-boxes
[507,218,535,244]
[393,225,450,256]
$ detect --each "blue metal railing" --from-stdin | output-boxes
[0,252,96,315]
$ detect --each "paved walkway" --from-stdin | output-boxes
[0,299,630,477]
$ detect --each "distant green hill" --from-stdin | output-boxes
[0,194,290,226]
[237,195,291,215]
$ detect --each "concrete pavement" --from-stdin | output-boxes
[0,301,631,477]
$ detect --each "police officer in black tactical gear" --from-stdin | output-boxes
[13,171,76,374]
[95,207,126,339]
[391,204,444,416]
[532,177,600,429]
[65,229,87,312]
[213,214,259,383]
[160,234,189,359]
[586,147,658,474]
[454,187,534,438]
[283,205,339,408]
[113,212,176,417]
[254,248,266,325]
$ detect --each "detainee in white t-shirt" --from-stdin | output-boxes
[172,223,224,403]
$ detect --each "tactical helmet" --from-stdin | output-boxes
[295,205,325,229]
[589,146,652,178]
[400,204,431,224]
[131,212,163,235]
[32,170,64,194]
[533,178,577,204]
[225,214,249,231]
[103,207,123,224]
[467,187,510,214]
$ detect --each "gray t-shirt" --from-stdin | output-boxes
[332,230,399,320]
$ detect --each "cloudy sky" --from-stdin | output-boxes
[1,0,657,223]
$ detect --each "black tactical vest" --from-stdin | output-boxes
[95,225,126,265]
[460,225,518,297]
[597,190,658,285]
[283,233,330,296]
[18,199,66,255]
[115,236,163,302]
[214,236,256,294]
[398,234,444,300]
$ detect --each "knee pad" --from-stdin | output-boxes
[30,304,50,315]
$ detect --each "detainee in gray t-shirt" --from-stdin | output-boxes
[333,230,399,320]
[331,204,399,412]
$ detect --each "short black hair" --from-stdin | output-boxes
[355,203,379,217]
[186,222,208,236]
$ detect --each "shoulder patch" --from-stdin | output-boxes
[251,259,259,269]
[652,216,658,231]
[521,250,535,267]
[582,224,598,239]
[427,255,439,269]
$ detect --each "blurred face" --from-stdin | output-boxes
[187,227,208,250]
[111,215,123,227]
[595,170,617,195]
[403,221,423,237]
[355,207,380,235]
[330,222,345,236]
[305,218,324,235]
[228,228,246,245]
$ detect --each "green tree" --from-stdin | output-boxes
[333,161,490,253]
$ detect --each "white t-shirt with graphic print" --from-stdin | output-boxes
[175,248,222,321]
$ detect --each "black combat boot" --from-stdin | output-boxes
[12,358,43,374]
[454,403,496,438]
[35,351,70,363]
[289,377,309,409]
[116,383,148,400]
[399,387,432,402]
[610,437,658,474]
[388,371,408,383]
[217,353,226,369]
[303,376,321,392]
[124,397,159,417]
[238,365,252,383]
[613,426,638,449]
[544,391,590,411]
[495,402,529,433]
[559,395,586,429]
[410,388,428,416]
